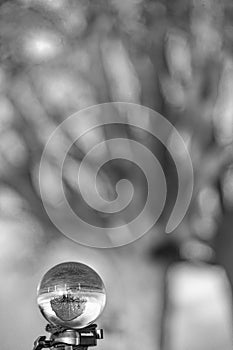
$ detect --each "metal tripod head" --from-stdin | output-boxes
[33,323,103,350]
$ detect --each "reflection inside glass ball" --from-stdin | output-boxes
[37,262,106,329]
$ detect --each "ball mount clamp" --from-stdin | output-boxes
[33,324,103,350]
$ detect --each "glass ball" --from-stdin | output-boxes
[37,262,106,329]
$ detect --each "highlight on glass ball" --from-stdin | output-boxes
[37,262,106,329]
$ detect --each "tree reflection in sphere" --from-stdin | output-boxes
[37,262,106,329]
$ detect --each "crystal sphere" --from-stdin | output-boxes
[37,262,106,329]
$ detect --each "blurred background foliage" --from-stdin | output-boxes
[0,0,233,350]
